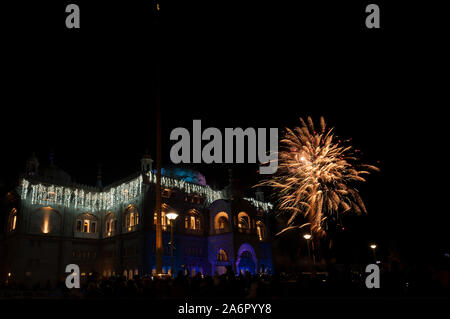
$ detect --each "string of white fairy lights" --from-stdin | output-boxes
[20,172,272,212]
[243,197,273,212]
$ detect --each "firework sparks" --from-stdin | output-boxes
[259,116,379,238]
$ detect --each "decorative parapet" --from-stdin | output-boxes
[19,172,272,213]
[20,175,143,212]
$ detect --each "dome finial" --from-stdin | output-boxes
[49,149,54,165]
[141,149,153,173]
[26,152,40,177]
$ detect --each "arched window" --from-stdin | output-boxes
[237,212,250,230]
[105,212,116,236]
[218,217,228,229]
[154,211,169,231]
[214,212,230,232]
[8,208,17,232]
[256,221,266,241]
[217,249,229,262]
[154,204,177,231]
[184,209,201,231]
[75,213,97,234]
[124,205,139,231]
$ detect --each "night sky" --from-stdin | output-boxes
[1,1,447,261]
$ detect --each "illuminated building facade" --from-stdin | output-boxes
[0,154,273,285]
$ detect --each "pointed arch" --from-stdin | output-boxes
[256,220,267,241]
[7,208,17,232]
[235,243,257,274]
[214,212,230,231]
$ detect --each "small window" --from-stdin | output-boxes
[217,249,229,262]
[238,212,250,230]
[83,220,89,233]
[125,205,139,230]
[130,212,135,226]
[8,208,18,232]
[185,210,201,230]
[76,213,97,233]
[256,221,266,241]
[154,211,168,230]
[195,218,201,230]
[108,219,115,233]
[218,217,228,229]
[161,188,171,198]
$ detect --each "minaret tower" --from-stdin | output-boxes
[141,149,154,173]
[25,152,39,177]
[255,187,264,202]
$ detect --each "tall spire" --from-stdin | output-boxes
[49,149,54,166]
[228,168,233,185]
[223,169,237,200]
[96,163,103,190]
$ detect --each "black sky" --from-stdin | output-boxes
[0,1,448,256]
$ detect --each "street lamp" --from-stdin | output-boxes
[370,243,377,262]
[303,234,312,263]
[166,212,179,277]
[166,212,179,221]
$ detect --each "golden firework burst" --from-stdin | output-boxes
[259,116,379,238]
